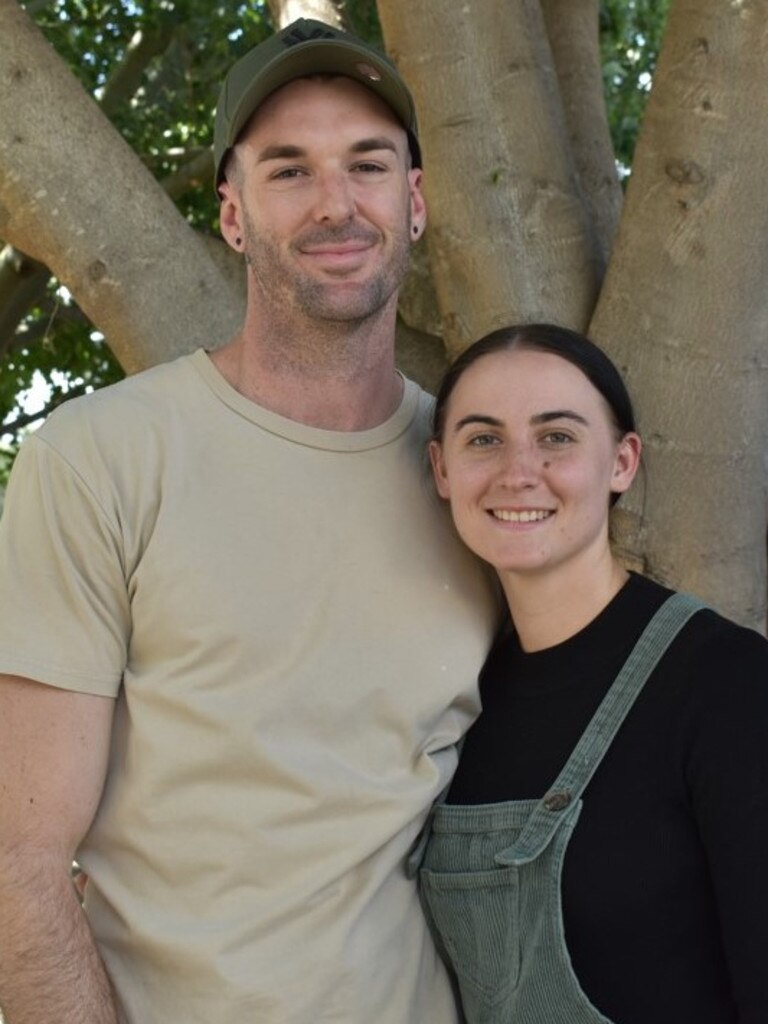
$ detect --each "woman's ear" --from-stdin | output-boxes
[611,432,642,496]
[428,440,451,499]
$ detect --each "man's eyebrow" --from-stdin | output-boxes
[349,136,399,155]
[531,410,589,426]
[256,137,399,164]
[257,144,307,163]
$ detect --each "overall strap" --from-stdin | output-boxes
[496,592,706,868]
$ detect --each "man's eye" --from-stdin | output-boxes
[272,167,305,180]
[468,434,500,448]
[353,161,386,173]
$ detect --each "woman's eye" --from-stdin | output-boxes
[543,431,573,445]
[468,434,500,448]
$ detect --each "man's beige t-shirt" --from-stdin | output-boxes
[0,350,496,1024]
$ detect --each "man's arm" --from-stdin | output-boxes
[0,674,118,1024]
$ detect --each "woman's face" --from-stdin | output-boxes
[429,347,641,582]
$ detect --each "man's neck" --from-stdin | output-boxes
[209,306,403,431]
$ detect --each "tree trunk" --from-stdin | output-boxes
[0,0,243,375]
[378,0,600,359]
[540,0,622,273]
[591,0,768,629]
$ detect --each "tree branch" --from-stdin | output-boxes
[20,0,56,14]
[99,20,175,117]
[540,0,622,275]
[160,149,214,200]
[1,300,89,368]
[378,0,600,356]
[0,246,51,359]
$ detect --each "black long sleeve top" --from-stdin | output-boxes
[446,573,768,1024]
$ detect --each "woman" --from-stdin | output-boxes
[416,323,768,1024]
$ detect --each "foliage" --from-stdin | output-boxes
[0,0,669,481]
[344,0,384,49]
[600,0,671,174]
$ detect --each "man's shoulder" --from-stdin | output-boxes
[37,351,201,444]
[402,375,436,431]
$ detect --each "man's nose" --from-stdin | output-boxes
[313,170,356,223]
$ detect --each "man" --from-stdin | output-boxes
[0,20,495,1024]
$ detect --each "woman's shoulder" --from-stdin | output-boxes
[650,589,768,742]
[622,574,768,721]
[630,573,767,664]
[674,599,768,670]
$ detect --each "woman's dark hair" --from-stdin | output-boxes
[431,323,638,506]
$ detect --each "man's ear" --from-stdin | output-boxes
[218,180,244,253]
[408,168,427,242]
[428,439,450,499]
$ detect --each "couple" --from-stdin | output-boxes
[0,18,766,1024]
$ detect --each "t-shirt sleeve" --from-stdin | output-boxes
[682,619,768,1022]
[0,433,129,696]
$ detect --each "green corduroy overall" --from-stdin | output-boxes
[412,593,704,1024]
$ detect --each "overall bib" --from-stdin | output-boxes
[413,593,704,1024]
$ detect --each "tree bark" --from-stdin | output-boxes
[591,0,768,629]
[540,0,622,274]
[0,0,243,375]
[378,0,599,359]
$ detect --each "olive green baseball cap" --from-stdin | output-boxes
[214,18,421,189]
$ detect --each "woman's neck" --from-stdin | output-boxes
[500,552,629,653]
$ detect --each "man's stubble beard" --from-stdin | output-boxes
[241,210,412,327]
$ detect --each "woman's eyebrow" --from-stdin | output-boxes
[453,414,503,432]
[531,410,589,426]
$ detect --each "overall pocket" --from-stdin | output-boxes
[421,864,520,1009]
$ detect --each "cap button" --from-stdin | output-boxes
[355,61,382,81]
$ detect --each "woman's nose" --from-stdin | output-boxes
[496,442,541,488]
